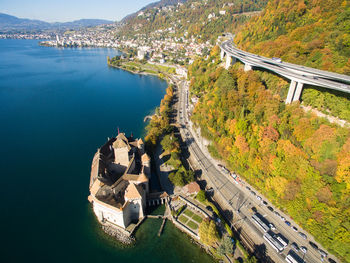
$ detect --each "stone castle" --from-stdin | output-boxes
[88,133,150,229]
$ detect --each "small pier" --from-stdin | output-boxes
[158,217,167,237]
[144,115,153,122]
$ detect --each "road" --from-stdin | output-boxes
[220,40,350,94]
[172,75,338,263]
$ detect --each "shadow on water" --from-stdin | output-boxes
[146,204,166,215]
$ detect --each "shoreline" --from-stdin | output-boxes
[99,62,217,260]
[107,62,160,78]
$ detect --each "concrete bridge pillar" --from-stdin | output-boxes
[225,55,232,69]
[220,49,225,60]
[244,63,252,72]
[286,80,297,104]
[292,82,304,102]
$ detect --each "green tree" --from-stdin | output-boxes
[161,133,179,154]
[217,235,234,256]
[199,219,220,246]
[196,190,206,203]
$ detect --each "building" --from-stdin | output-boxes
[137,46,150,60]
[182,181,200,196]
[88,133,151,229]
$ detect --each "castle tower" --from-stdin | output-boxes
[141,153,151,176]
[124,183,145,220]
[137,170,149,193]
[112,133,130,168]
[137,138,145,154]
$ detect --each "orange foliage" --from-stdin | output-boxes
[234,135,249,154]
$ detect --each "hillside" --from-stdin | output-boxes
[118,0,268,43]
[0,13,113,32]
[188,48,350,262]
[122,0,188,22]
[234,0,350,121]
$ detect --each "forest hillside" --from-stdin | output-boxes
[119,0,268,43]
[234,0,350,121]
[188,47,350,262]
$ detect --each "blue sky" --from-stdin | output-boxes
[0,0,156,22]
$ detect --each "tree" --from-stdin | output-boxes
[246,256,258,263]
[196,190,206,202]
[199,219,220,246]
[217,235,234,256]
[169,166,195,187]
[161,133,179,154]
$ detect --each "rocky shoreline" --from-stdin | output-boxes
[101,224,135,245]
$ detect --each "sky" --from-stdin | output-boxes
[0,0,157,22]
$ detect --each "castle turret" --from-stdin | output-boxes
[137,170,149,193]
[138,138,145,154]
[124,183,145,219]
[112,133,130,168]
[141,153,151,176]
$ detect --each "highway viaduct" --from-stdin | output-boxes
[220,41,350,104]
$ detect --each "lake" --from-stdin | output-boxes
[0,39,213,263]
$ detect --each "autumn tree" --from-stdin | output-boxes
[199,219,220,246]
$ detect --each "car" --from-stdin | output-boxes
[328,258,337,263]
[251,206,257,213]
[217,164,223,168]
[206,206,213,212]
[262,200,268,206]
[269,223,276,230]
[221,167,230,174]
[319,249,328,258]
[309,241,318,250]
[272,57,282,63]
[256,196,262,201]
[280,216,286,221]
[246,186,251,191]
[267,206,274,212]
[291,242,300,252]
[291,226,298,232]
[274,211,280,217]
[285,221,291,226]
[300,246,307,253]
[251,191,256,196]
[298,232,307,240]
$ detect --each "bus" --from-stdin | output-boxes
[285,249,305,263]
[252,213,270,232]
[263,232,284,253]
[276,233,289,248]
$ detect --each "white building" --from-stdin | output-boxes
[88,133,150,229]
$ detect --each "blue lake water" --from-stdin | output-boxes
[0,39,213,263]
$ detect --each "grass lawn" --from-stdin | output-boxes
[187,220,199,230]
[192,214,203,223]
[178,215,188,224]
[184,209,194,217]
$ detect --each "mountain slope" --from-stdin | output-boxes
[235,0,350,74]
[118,0,268,43]
[234,0,350,122]
[0,13,113,32]
[0,13,50,30]
[189,47,350,263]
